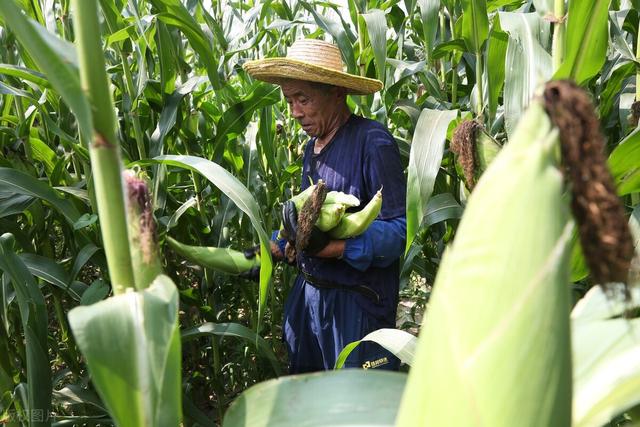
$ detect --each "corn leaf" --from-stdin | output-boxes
[0,64,52,89]
[213,84,280,154]
[68,275,182,427]
[499,12,552,137]
[405,108,457,251]
[532,0,553,14]
[461,0,489,53]
[598,62,636,120]
[299,2,357,74]
[334,328,417,369]
[397,102,572,426]
[182,322,281,375]
[631,204,640,250]
[18,253,84,300]
[0,234,51,427]
[222,370,406,427]
[0,193,34,219]
[148,0,222,89]
[0,0,92,139]
[149,76,208,158]
[554,0,609,85]
[0,168,82,225]
[417,0,440,63]
[141,155,273,330]
[400,192,464,289]
[572,285,640,427]
[360,9,387,84]
[608,127,640,196]
[486,22,508,119]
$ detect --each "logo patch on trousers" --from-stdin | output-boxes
[362,357,389,369]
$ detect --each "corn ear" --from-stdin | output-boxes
[316,203,347,231]
[324,191,360,207]
[123,170,163,290]
[291,184,316,211]
[329,189,382,239]
[396,102,572,426]
[167,236,259,275]
[291,185,360,212]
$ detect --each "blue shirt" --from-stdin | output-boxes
[297,114,407,324]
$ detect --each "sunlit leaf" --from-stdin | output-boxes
[68,275,182,427]
[182,322,281,375]
[554,0,609,85]
[361,9,387,84]
[139,155,273,330]
[499,12,552,136]
[223,370,406,427]
[405,108,457,250]
[461,0,489,53]
[0,234,51,426]
[335,328,417,369]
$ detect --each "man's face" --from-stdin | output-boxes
[281,80,340,138]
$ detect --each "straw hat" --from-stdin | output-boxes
[242,39,383,95]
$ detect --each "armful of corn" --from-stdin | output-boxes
[169,183,383,273]
[281,180,383,240]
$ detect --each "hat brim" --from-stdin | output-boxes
[242,58,383,95]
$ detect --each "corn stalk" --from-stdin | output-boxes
[552,0,566,71]
[72,0,134,294]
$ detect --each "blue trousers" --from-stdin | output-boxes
[283,277,399,373]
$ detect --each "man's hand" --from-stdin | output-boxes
[281,200,330,256]
[281,200,298,242]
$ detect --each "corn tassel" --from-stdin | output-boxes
[396,101,572,426]
[329,189,382,239]
[167,237,259,275]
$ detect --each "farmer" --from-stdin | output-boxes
[243,38,407,373]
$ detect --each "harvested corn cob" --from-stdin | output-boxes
[167,236,260,275]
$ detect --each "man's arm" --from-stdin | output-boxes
[314,217,406,271]
[314,239,346,258]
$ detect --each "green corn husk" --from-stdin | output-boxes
[167,236,259,275]
[291,185,360,212]
[396,102,573,426]
[324,191,360,207]
[284,183,360,235]
[124,170,163,290]
[475,127,501,174]
[291,184,317,211]
[329,189,382,239]
[316,203,347,231]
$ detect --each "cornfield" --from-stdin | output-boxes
[0,0,639,426]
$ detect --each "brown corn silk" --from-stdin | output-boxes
[296,180,327,252]
[543,80,634,287]
[451,119,482,189]
[124,171,157,264]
